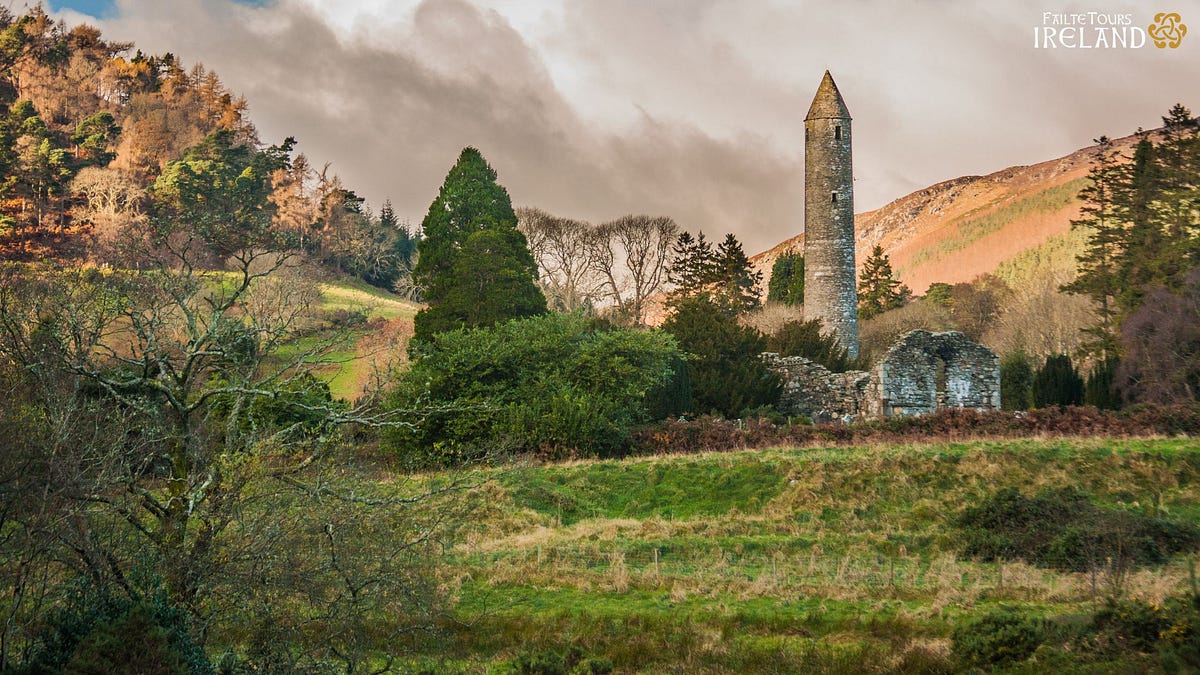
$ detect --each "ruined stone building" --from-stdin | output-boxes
[768,73,1001,420]
[765,331,1001,422]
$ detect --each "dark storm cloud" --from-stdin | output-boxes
[68,0,1200,253]
[82,0,802,252]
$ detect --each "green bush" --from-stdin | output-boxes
[1089,593,1200,668]
[384,312,685,465]
[1093,598,1168,652]
[952,608,1045,668]
[16,584,211,675]
[766,318,854,372]
[663,295,781,418]
[766,252,803,305]
[1033,354,1084,408]
[1000,350,1034,411]
[957,487,1200,572]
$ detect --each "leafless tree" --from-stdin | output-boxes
[0,222,472,668]
[587,215,677,325]
[517,207,600,312]
[983,271,1096,360]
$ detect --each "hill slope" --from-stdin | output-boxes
[406,437,1200,671]
[751,131,1147,295]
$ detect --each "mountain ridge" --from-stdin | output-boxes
[750,129,1150,295]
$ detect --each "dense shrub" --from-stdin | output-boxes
[16,584,210,675]
[951,608,1044,668]
[384,312,685,465]
[766,318,854,372]
[1090,593,1200,668]
[662,295,781,418]
[1000,350,1033,411]
[956,486,1200,572]
[1033,353,1084,408]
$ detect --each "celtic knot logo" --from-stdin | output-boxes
[1148,12,1187,48]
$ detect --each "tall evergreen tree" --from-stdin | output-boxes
[857,244,910,319]
[1032,354,1084,409]
[667,230,717,300]
[1067,105,1200,357]
[1061,136,1130,357]
[412,147,545,343]
[666,231,761,315]
[767,251,804,305]
[713,233,762,314]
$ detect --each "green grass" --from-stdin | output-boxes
[317,278,417,321]
[400,437,1200,672]
[505,456,786,525]
[907,177,1089,269]
[272,278,419,400]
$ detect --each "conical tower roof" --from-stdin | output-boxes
[805,70,851,121]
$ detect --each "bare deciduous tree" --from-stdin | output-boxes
[517,207,600,312]
[587,215,677,325]
[983,271,1096,360]
[0,225,472,668]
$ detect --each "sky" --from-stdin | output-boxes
[43,0,1200,253]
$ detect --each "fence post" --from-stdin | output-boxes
[654,548,660,578]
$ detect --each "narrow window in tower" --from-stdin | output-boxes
[805,128,809,141]
[831,192,838,203]
[835,125,842,140]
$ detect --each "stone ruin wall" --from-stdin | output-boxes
[765,330,1001,421]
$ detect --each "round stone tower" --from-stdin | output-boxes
[803,70,859,359]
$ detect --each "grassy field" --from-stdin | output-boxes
[400,437,1200,672]
[284,278,419,400]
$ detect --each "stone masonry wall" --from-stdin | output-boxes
[762,353,870,422]
[764,330,1001,421]
[875,330,1000,417]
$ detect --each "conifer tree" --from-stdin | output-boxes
[1084,355,1122,410]
[667,230,717,300]
[857,244,910,319]
[1000,351,1034,411]
[1032,354,1084,409]
[412,147,546,343]
[666,231,761,315]
[713,233,762,314]
[1061,136,1129,357]
[767,252,804,305]
[662,295,780,417]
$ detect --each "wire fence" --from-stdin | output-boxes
[467,541,1177,602]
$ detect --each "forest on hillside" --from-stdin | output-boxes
[0,6,416,290]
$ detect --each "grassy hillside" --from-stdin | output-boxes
[407,438,1200,672]
[749,131,1158,295]
[304,278,419,400]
